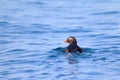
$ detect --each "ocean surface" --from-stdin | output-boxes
[0,0,120,80]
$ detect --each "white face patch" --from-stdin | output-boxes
[68,38,74,41]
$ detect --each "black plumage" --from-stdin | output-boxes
[64,36,82,53]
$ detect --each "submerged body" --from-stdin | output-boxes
[64,36,82,53]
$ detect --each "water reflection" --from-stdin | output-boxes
[66,52,80,64]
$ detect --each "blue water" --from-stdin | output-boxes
[0,0,120,80]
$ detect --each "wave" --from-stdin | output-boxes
[91,11,120,15]
[47,47,97,64]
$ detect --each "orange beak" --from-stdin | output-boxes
[64,39,67,43]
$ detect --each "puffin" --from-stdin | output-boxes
[64,36,82,53]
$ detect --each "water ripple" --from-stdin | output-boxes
[0,0,120,80]
[92,11,120,15]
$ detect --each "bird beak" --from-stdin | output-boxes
[64,39,67,43]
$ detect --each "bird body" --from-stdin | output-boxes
[64,36,82,53]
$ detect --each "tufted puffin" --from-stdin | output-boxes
[64,36,82,53]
